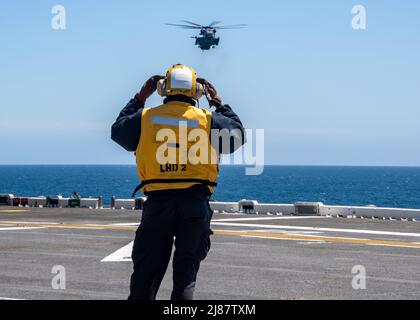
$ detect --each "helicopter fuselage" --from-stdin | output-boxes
[166,21,246,51]
[194,27,219,50]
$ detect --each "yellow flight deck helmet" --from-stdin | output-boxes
[157,64,204,99]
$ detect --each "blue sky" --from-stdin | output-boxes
[0,0,419,165]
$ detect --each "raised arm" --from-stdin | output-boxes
[111,75,164,151]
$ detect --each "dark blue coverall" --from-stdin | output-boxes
[111,94,245,300]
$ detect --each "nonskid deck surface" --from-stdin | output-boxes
[0,207,419,300]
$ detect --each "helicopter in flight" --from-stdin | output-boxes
[166,20,247,50]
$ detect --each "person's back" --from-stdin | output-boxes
[136,101,218,194]
[111,64,245,300]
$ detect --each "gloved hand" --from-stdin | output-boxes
[197,78,222,108]
[135,75,164,104]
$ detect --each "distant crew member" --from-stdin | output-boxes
[111,64,245,300]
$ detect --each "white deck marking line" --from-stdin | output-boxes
[216,230,420,248]
[212,216,329,222]
[0,221,60,225]
[0,221,131,230]
[211,229,258,233]
[110,217,328,226]
[297,241,327,244]
[235,232,370,241]
[0,227,46,231]
[210,222,420,238]
[101,241,133,262]
[242,235,327,242]
[3,220,419,239]
[0,297,24,300]
[249,230,324,235]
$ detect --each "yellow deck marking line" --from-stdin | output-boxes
[0,221,419,248]
[0,221,135,231]
[0,210,30,213]
[215,230,420,249]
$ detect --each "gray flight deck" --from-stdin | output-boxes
[0,207,419,300]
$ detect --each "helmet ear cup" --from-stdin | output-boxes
[194,83,204,100]
[156,79,167,97]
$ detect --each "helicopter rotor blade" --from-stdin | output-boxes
[208,21,222,27]
[180,20,203,27]
[214,24,248,29]
[166,23,202,29]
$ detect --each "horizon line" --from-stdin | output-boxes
[1,164,420,168]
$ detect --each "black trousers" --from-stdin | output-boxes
[128,191,213,300]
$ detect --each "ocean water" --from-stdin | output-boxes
[0,165,420,208]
